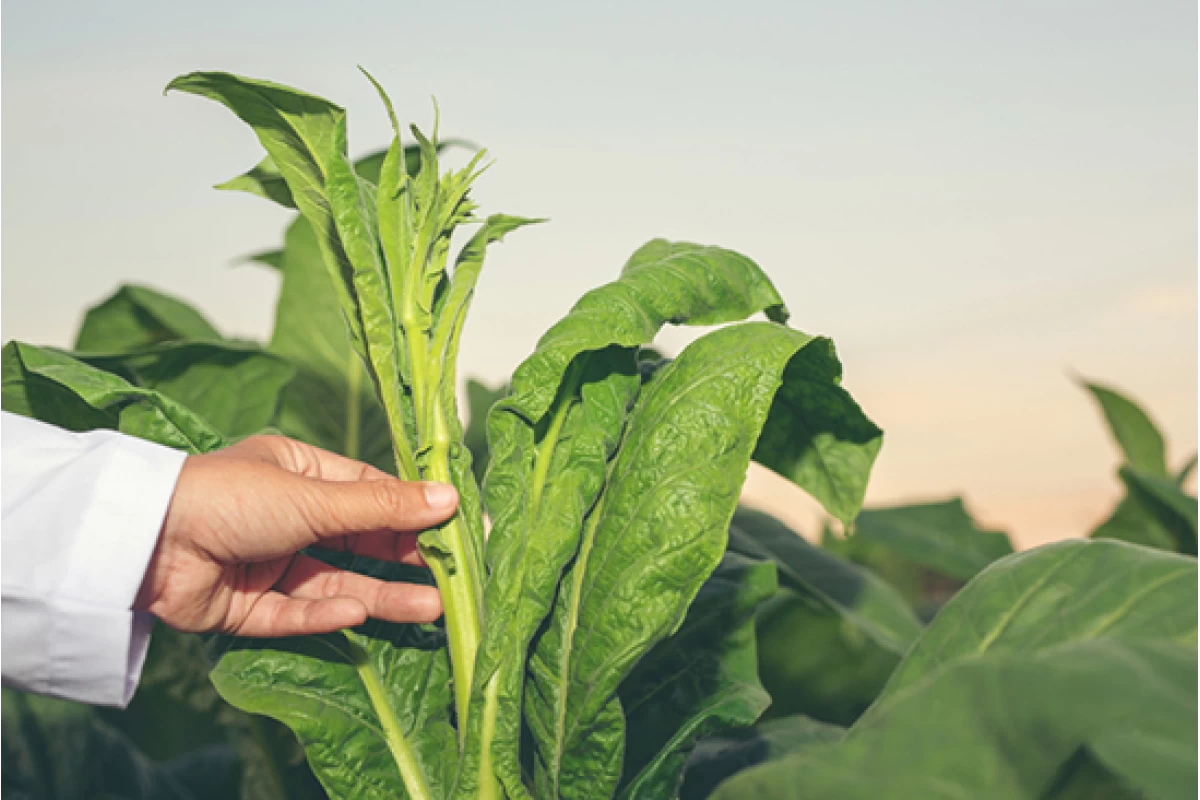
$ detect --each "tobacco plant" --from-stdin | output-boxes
[145,70,882,800]
[2,68,1195,800]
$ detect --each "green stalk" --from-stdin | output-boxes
[343,634,433,800]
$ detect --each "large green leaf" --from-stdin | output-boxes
[873,538,1197,708]
[616,553,778,799]
[76,342,293,441]
[474,240,792,796]
[526,322,880,799]
[680,715,844,800]
[726,508,922,725]
[2,341,225,453]
[1083,380,1170,476]
[74,284,222,353]
[713,639,1197,800]
[210,625,456,800]
[847,497,1014,582]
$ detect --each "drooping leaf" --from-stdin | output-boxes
[74,284,222,353]
[2,341,225,453]
[210,624,456,800]
[846,497,1013,582]
[527,322,880,799]
[680,715,844,800]
[726,508,922,725]
[474,240,793,796]
[76,342,294,440]
[1083,380,1170,476]
[713,640,1197,800]
[1119,466,1198,555]
[872,538,1197,708]
[616,553,778,799]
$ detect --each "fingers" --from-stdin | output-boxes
[230,435,394,482]
[299,478,459,540]
[233,593,370,637]
[276,554,443,625]
[316,530,426,566]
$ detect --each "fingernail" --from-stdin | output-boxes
[424,483,459,510]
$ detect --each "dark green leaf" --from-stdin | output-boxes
[1083,380,1169,476]
[463,378,507,483]
[1120,466,1198,555]
[77,342,294,440]
[848,498,1014,582]
[2,341,225,453]
[2,689,202,800]
[616,553,778,799]
[727,508,922,725]
[680,715,844,800]
[1090,491,1179,552]
[74,285,221,353]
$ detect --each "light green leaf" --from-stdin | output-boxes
[216,155,297,209]
[2,341,225,453]
[1083,380,1169,476]
[848,497,1014,582]
[616,553,778,799]
[713,640,1197,800]
[74,284,222,353]
[680,715,844,800]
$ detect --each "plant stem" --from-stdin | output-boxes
[343,634,433,800]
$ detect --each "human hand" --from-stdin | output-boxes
[133,435,455,637]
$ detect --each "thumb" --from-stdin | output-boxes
[299,478,459,540]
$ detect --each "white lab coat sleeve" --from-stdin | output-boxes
[1,411,188,707]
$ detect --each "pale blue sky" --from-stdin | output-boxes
[3,0,1195,543]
